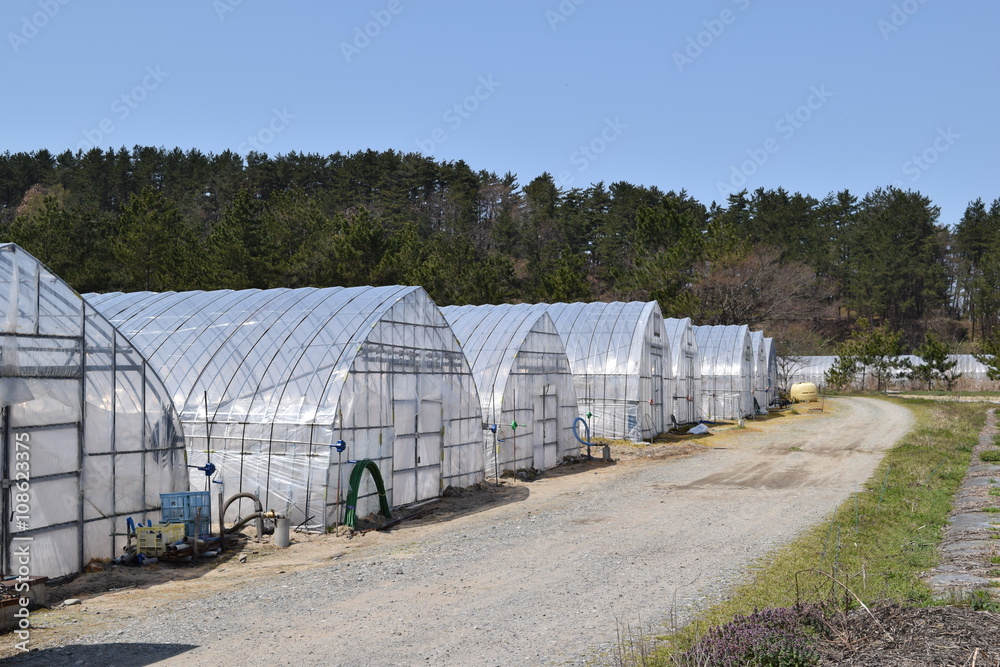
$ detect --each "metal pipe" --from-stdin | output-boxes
[222,492,265,540]
[224,510,283,535]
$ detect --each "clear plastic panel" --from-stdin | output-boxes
[0,245,188,578]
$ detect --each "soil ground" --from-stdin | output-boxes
[0,397,954,665]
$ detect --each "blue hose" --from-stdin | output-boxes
[573,417,598,458]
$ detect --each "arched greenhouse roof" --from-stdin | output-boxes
[663,317,700,376]
[87,285,437,426]
[442,303,559,422]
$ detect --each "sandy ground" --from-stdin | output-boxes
[2,397,915,666]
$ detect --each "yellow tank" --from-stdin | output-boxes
[790,382,819,403]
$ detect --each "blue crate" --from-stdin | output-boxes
[160,491,211,524]
[169,516,212,538]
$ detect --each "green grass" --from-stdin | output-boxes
[653,397,987,663]
[980,449,1000,463]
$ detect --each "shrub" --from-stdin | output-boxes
[678,605,821,667]
[980,449,1000,463]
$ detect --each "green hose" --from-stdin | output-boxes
[343,459,392,529]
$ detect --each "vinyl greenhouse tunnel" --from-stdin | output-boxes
[545,301,670,442]
[0,245,187,578]
[442,303,580,479]
[88,285,485,530]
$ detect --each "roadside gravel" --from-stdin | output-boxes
[4,397,914,666]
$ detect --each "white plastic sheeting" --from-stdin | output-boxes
[442,304,579,477]
[87,286,484,528]
[663,318,701,425]
[781,356,837,389]
[545,301,669,442]
[947,355,999,390]
[749,331,768,414]
[0,245,186,578]
[692,325,754,420]
[785,354,995,391]
[763,338,779,406]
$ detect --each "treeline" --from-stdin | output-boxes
[0,146,996,354]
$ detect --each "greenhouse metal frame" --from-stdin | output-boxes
[663,317,701,425]
[763,337,778,406]
[88,285,484,528]
[442,304,579,477]
[749,331,768,414]
[692,324,754,420]
[0,244,187,577]
[545,301,669,442]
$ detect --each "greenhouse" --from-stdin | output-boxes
[663,317,701,425]
[544,301,669,442]
[0,244,187,578]
[441,304,579,477]
[763,337,779,406]
[783,356,837,388]
[692,324,754,420]
[948,355,997,390]
[87,286,485,529]
[749,331,768,414]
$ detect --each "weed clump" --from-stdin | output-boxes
[980,449,1000,463]
[678,605,822,667]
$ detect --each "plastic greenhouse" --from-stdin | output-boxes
[0,245,187,578]
[544,301,669,442]
[441,304,579,478]
[692,324,754,420]
[763,337,778,406]
[663,318,701,425]
[749,331,768,414]
[87,286,485,529]
[783,356,837,388]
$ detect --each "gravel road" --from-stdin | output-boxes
[4,397,914,666]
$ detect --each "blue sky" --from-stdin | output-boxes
[1,0,996,225]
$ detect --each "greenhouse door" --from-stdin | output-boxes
[651,351,664,435]
[391,398,442,506]
[533,388,558,470]
[685,356,695,423]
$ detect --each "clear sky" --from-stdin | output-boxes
[1,0,996,226]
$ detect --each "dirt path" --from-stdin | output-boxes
[4,397,914,666]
